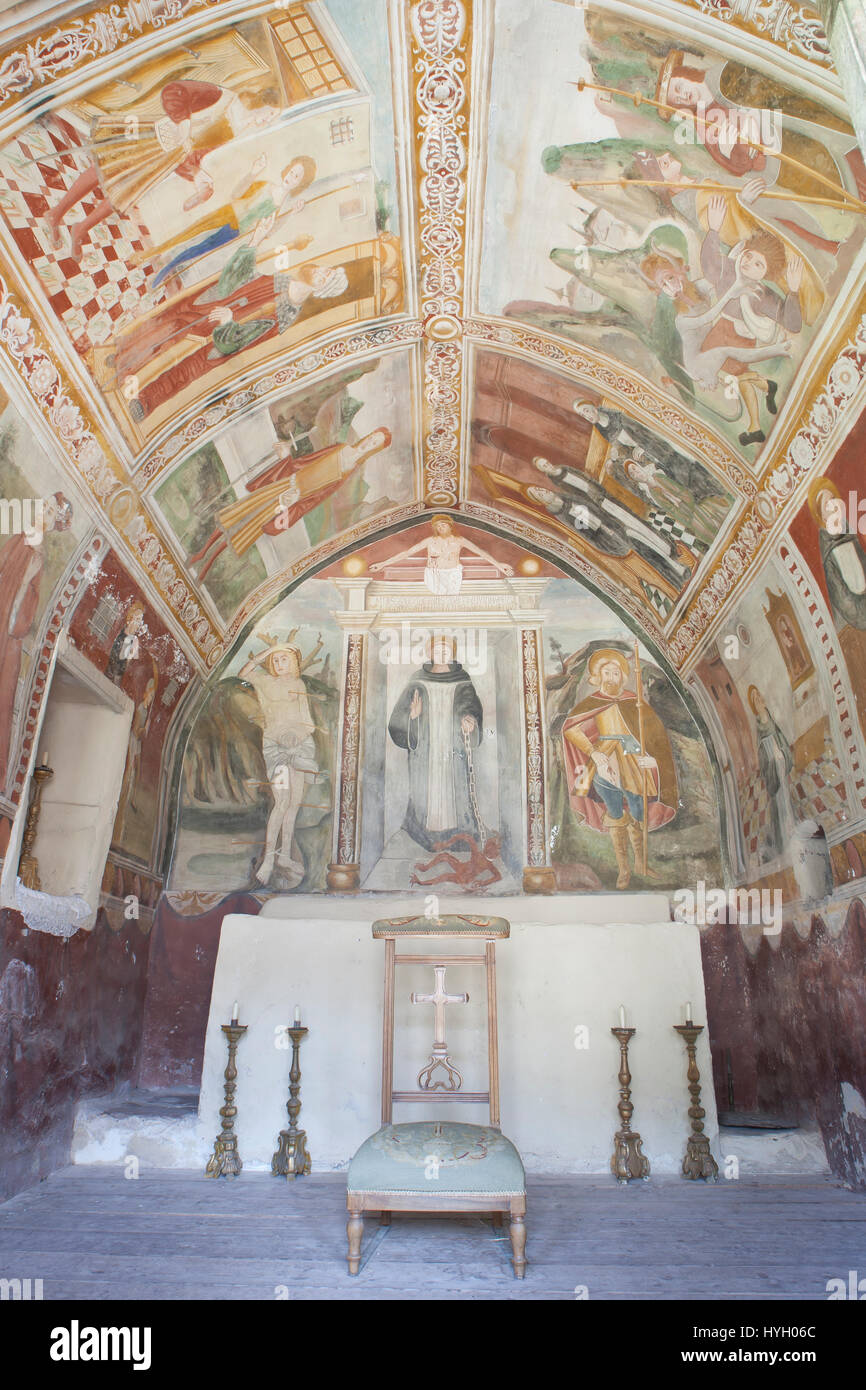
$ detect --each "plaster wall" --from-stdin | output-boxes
[198,897,717,1174]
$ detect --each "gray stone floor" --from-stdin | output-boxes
[0,1167,862,1300]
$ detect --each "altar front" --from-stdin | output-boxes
[198,896,718,1175]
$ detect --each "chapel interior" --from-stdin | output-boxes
[0,0,865,1305]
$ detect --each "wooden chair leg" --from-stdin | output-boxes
[347,1207,364,1275]
[509,1213,526,1279]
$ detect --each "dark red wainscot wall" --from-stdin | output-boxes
[0,907,152,1200]
[701,900,866,1189]
[138,893,262,1089]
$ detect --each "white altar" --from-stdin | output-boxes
[198,894,719,1174]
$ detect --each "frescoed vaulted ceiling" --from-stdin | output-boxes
[0,0,863,680]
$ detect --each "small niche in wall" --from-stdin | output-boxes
[4,642,132,925]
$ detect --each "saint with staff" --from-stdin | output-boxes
[561,646,677,889]
[189,427,392,581]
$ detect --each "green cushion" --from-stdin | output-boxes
[347,1122,525,1196]
[371,914,510,938]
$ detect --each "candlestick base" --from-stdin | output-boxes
[611,1129,651,1183]
[609,1026,651,1183]
[674,1022,719,1182]
[18,763,53,891]
[682,1132,720,1181]
[271,1127,312,1178]
[271,1023,311,1179]
[205,1135,243,1180]
[205,1021,247,1180]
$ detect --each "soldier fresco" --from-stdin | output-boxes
[480,0,866,460]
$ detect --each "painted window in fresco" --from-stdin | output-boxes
[0,0,405,449]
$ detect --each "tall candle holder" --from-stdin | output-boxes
[610,1027,650,1182]
[17,762,53,891]
[674,1022,719,1181]
[205,1021,247,1179]
[272,1025,311,1178]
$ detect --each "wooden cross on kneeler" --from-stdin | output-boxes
[410,964,468,1091]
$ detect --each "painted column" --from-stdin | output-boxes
[520,625,556,894]
[819,1,866,156]
[327,627,367,893]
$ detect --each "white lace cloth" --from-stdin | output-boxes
[14,878,92,937]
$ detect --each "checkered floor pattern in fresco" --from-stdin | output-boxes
[648,507,708,555]
[740,750,848,860]
[0,114,166,357]
[640,579,673,620]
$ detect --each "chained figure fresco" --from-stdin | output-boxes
[387,634,485,853]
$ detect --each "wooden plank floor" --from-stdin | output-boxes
[0,1167,863,1300]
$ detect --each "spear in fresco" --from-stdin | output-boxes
[565,177,862,215]
[633,639,649,878]
[138,180,362,277]
[571,78,866,213]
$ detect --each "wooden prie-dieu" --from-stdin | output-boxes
[346,914,526,1277]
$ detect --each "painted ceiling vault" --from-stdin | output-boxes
[0,0,864,685]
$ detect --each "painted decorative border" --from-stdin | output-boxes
[138,322,424,486]
[520,627,546,869]
[690,0,832,69]
[8,534,106,805]
[0,272,222,668]
[778,538,866,810]
[0,0,859,689]
[550,0,833,70]
[411,0,470,506]
[336,631,364,864]
[0,0,217,109]
[670,313,866,667]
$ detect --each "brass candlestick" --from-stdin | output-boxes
[272,1025,311,1178]
[206,1021,247,1179]
[17,762,53,890]
[610,1027,651,1182]
[674,1022,719,1181]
